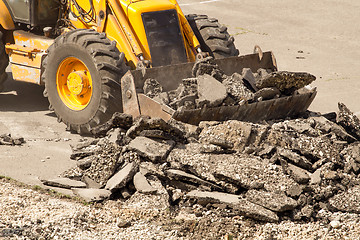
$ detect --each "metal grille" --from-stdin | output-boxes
[142,9,187,67]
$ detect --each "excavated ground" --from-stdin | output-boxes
[1,101,360,239]
[2,56,360,239]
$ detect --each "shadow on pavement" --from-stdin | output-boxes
[0,73,49,112]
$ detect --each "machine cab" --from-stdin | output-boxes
[3,0,59,27]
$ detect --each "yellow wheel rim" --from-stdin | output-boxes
[56,57,93,111]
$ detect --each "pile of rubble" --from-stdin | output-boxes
[142,57,316,111]
[41,102,360,224]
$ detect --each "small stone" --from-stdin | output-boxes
[199,144,224,154]
[117,220,131,228]
[120,188,132,199]
[330,220,341,229]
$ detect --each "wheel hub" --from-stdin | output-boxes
[56,57,93,111]
[67,71,89,96]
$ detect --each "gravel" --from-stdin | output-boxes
[2,176,360,239]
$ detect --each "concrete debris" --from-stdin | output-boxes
[143,78,163,98]
[91,112,133,137]
[133,172,157,194]
[196,74,228,107]
[105,161,139,192]
[72,188,111,202]
[337,102,360,140]
[281,160,310,184]
[310,169,322,185]
[329,186,360,213]
[222,73,254,102]
[82,176,102,189]
[59,101,360,223]
[255,71,316,94]
[125,175,170,211]
[0,134,25,145]
[40,177,86,189]
[165,169,221,191]
[245,189,298,212]
[142,56,316,112]
[128,136,175,162]
[186,190,279,222]
[192,56,226,82]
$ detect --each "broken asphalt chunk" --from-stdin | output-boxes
[197,74,228,107]
[165,169,222,191]
[128,136,175,162]
[105,161,139,192]
[40,177,86,189]
[72,188,111,203]
[133,172,157,194]
[337,102,360,140]
[329,186,360,213]
[186,190,279,222]
[245,189,298,212]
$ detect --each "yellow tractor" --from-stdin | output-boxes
[0,0,316,134]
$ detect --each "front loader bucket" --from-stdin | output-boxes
[120,51,317,124]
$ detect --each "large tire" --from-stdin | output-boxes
[43,29,129,134]
[186,14,239,58]
[0,30,9,92]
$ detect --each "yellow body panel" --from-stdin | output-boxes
[70,0,200,67]
[6,31,53,84]
[0,0,15,30]
[11,65,41,84]
[2,0,201,85]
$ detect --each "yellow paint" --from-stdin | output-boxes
[109,0,143,57]
[0,1,15,30]
[11,64,41,84]
[105,15,138,68]
[65,0,200,68]
[6,0,202,87]
[56,57,93,111]
[6,30,54,84]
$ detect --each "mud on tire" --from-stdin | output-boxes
[186,14,239,58]
[0,30,9,92]
[43,29,129,134]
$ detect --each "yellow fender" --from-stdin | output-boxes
[0,1,15,30]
